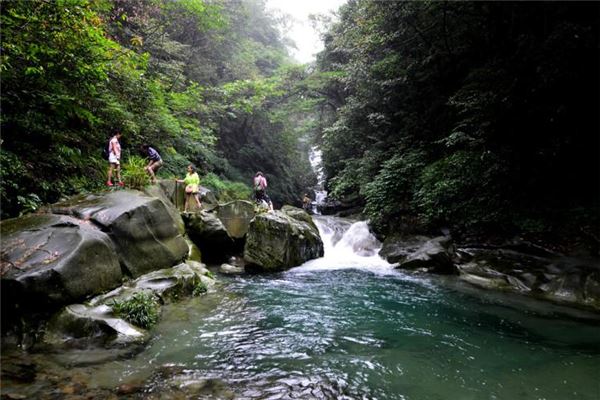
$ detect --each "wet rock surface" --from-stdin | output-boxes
[379,234,600,311]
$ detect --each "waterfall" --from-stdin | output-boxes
[294,215,391,271]
[308,146,327,214]
[301,147,390,271]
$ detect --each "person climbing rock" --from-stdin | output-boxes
[142,144,163,184]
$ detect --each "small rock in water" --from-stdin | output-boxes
[220,263,245,275]
[117,382,143,395]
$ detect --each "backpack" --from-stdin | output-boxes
[101,141,110,160]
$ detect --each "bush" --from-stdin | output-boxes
[202,172,251,202]
[111,291,159,329]
[363,150,427,233]
[414,150,509,228]
[122,155,150,190]
[192,277,208,296]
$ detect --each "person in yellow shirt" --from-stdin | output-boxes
[176,164,202,212]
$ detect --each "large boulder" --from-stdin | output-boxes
[51,191,188,278]
[216,200,255,239]
[243,211,324,271]
[45,262,216,347]
[396,236,457,274]
[1,214,122,316]
[379,235,434,264]
[143,184,185,234]
[184,212,235,261]
[281,205,318,231]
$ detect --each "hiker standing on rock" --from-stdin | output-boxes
[107,131,124,187]
[176,164,202,212]
[253,171,274,212]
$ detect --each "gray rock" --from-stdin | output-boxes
[185,237,202,262]
[45,303,148,346]
[144,184,185,235]
[219,263,245,275]
[281,205,318,231]
[89,261,215,306]
[45,262,215,347]
[217,200,255,239]
[397,236,456,274]
[379,235,432,264]
[184,211,234,261]
[1,214,122,310]
[51,191,188,278]
[243,211,324,271]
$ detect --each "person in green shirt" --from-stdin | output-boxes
[176,164,202,212]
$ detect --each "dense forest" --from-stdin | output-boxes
[314,1,599,241]
[1,0,599,245]
[1,0,316,218]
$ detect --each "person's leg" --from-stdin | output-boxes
[146,161,158,183]
[151,160,162,183]
[194,193,202,209]
[107,163,114,185]
[116,164,123,186]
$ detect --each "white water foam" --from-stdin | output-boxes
[292,216,395,274]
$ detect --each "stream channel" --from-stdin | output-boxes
[2,216,599,399]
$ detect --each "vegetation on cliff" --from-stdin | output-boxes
[312,1,599,240]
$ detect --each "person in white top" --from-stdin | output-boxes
[107,131,124,187]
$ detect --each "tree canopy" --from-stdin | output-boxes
[312,1,599,236]
[1,0,315,217]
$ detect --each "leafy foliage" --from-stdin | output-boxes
[1,0,316,218]
[202,173,252,202]
[111,291,159,329]
[314,1,599,234]
[121,155,150,190]
[192,277,208,296]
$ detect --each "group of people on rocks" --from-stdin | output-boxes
[104,131,286,214]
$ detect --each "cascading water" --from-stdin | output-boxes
[308,146,327,214]
[295,216,392,271]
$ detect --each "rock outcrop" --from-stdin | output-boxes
[50,191,188,277]
[379,234,600,311]
[455,246,600,311]
[216,200,255,239]
[45,261,215,347]
[243,210,324,271]
[184,212,234,261]
[1,189,189,341]
[1,214,122,313]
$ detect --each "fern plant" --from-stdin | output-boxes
[111,291,159,329]
[122,155,150,190]
[192,276,208,296]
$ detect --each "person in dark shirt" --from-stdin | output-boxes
[142,144,163,184]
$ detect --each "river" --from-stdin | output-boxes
[2,215,598,399]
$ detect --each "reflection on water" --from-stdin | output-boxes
[2,217,599,399]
